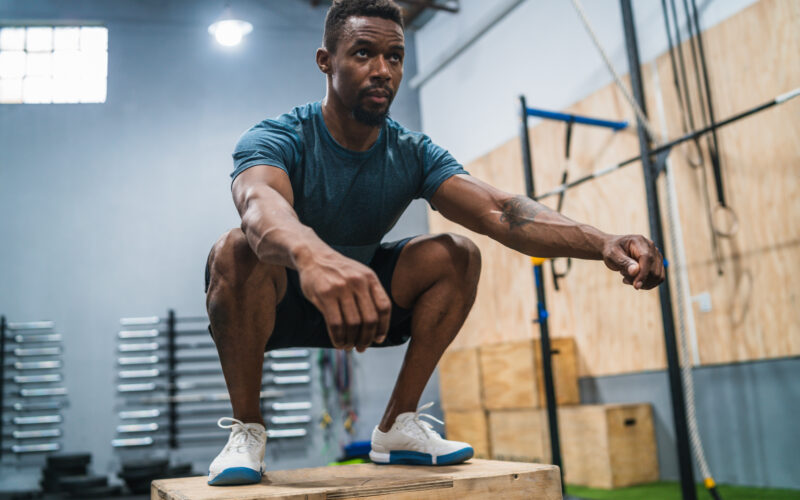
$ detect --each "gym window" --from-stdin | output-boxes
[0,25,108,104]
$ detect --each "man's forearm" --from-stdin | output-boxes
[239,187,333,270]
[488,195,609,260]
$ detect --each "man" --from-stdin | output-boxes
[204,0,664,486]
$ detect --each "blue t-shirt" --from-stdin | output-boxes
[231,101,468,263]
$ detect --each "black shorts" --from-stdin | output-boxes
[205,238,415,351]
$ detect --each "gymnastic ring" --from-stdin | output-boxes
[711,204,739,238]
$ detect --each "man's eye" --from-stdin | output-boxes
[356,49,368,57]
[390,54,402,62]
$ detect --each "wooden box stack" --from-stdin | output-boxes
[438,348,490,458]
[438,338,580,460]
[438,338,660,489]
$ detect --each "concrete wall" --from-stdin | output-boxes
[0,0,434,489]
[580,357,800,489]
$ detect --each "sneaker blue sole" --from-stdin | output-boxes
[379,447,474,466]
[207,467,262,486]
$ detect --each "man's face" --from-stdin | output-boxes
[327,16,404,126]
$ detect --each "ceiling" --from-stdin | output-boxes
[307,0,459,29]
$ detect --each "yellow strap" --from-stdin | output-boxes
[530,256,548,266]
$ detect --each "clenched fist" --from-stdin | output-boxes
[297,250,392,351]
[602,234,665,290]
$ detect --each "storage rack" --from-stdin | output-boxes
[1,316,68,462]
[111,310,312,453]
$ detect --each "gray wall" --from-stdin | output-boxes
[0,0,435,489]
[580,357,800,489]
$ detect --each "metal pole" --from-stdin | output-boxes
[619,2,697,499]
[519,96,565,495]
[167,309,177,449]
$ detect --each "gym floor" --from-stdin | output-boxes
[566,482,800,500]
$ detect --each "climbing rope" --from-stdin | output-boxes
[569,0,659,142]
[652,63,721,500]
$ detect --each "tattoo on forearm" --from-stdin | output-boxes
[499,196,551,230]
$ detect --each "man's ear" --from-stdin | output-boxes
[316,47,332,75]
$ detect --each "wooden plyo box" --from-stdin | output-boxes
[438,348,482,411]
[443,409,490,458]
[151,459,562,500]
[559,404,659,489]
[489,409,549,464]
[479,338,579,409]
[488,404,659,489]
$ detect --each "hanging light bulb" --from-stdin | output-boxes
[208,4,252,47]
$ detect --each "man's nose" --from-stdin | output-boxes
[371,55,391,80]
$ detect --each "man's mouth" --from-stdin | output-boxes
[367,94,388,104]
[363,88,391,104]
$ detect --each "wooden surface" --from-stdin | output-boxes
[533,338,580,407]
[428,0,800,376]
[479,339,579,409]
[489,409,549,464]
[480,341,539,409]
[606,404,659,488]
[150,459,561,500]
[559,404,658,489]
[443,410,490,459]
[438,348,482,411]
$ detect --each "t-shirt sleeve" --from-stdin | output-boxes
[418,137,469,202]
[230,120,301,182]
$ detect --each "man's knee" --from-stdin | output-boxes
[428,233,481,285]
[206,228,286,300]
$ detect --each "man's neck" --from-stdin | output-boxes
[321,94,382,152]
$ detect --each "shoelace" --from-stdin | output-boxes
[218,417,264,452]
[402,401,444,440]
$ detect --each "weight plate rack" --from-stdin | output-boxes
[1,316,68,464]
[111,310,313,456]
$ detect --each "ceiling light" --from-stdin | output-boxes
[208,5,252,47]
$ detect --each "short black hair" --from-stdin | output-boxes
[323,0,404,53]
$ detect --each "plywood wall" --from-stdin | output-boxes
[645,0,800,365]
[429,0,800,376]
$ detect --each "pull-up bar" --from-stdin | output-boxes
[525,106,629,130]
[533,87,800,201]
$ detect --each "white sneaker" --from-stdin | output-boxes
[207,417,267,486]
[369,402,473,466]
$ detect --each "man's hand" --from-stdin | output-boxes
[602,235,665,290]
[296,251,392,352]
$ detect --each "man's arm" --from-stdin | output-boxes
[232,165,391,350]
[431,174,664,290]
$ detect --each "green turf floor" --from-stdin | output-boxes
[565,482,800,500]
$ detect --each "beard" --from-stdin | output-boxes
[352,86,394,127]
